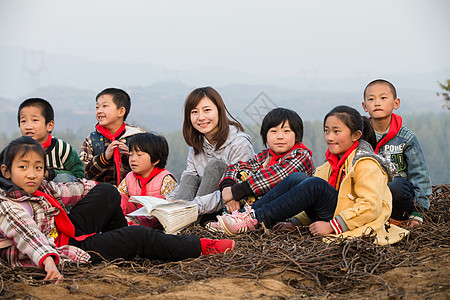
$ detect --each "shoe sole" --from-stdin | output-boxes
[227,240,236,252]
[205,222,224,233]
[217,216,239,236]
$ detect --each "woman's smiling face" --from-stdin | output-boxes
[190,96,219,143]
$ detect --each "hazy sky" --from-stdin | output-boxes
[1,0,449,79]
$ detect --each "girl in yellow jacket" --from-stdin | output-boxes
[208,105,408,245]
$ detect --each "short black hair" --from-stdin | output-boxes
[363,79,397,99]
[260,108,304,146]
[96,88,131,121]
[17,98,54,125]
[129,132,169,169]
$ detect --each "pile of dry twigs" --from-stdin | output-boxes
[1,184,448,298]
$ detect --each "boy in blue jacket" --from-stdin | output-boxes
[362,79,432,227]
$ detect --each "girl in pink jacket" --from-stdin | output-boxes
[118,132,177,216]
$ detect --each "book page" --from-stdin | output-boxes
[128,196,168,214]
[152,204,198,234]
[127,196,198,233]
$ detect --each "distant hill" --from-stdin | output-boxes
[0,81,445,137]
[0,45,448,136]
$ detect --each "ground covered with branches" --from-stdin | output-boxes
[1,185,449,299]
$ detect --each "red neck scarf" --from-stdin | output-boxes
[41,134,53,149]
[96,123,127,186]
[325,141,359,189]
[374,113,402,154]
[32,190,95,247]
[133,167,165,196]
[268,142,308,166]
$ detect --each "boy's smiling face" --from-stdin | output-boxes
[362,83,400,121]
[96,94,126,131]
[19,106,54,145]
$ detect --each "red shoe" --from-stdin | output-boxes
[200,238,235,255]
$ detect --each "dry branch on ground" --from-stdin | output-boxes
[1,184,448,299]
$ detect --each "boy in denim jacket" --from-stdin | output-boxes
[362,79,431,227]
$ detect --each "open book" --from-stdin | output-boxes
[127,196,198,234]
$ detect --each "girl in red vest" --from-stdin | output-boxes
[118,132,177,219]
[0,136,235,283]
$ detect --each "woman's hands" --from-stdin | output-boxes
[43,256,63,284]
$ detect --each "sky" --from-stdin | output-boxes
[1,0,449,80]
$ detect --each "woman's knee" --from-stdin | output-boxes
[203,159,227,177]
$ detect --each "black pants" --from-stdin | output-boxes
[388,177,415,220]
[68,183,201,263]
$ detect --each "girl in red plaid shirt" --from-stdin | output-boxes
[219,108,315,213]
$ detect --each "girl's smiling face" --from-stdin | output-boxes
[1,150,45,194]
[324,115,361,158]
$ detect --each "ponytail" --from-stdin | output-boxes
[361,116,376,150]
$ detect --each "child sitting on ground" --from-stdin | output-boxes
[79,88,145,186]
[362,79,432,227]
[208,106,408,246]
[17,98,85,182]
[0,136,235,283]
[118,132,177,225]
[219,107,315,213]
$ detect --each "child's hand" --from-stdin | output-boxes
[309,221,334,236]
[105,141,129,160]
[43,256,64,284]
[222,187,234,204]
[225,200,240,213]
[273,221,295,231]
[406,219,422,227]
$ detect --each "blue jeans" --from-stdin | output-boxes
[252,173,338,227]
[388,177,415,220]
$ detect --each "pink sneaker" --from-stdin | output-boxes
[205,220,224,233]
[200,238,235,255]
[217,205,258,236]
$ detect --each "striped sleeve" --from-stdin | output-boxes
[330,219,343,234]
[46,179,97,207]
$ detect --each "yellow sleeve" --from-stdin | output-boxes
[160,175,178,199]
[117,178,129,196]
[337,158,387,230]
